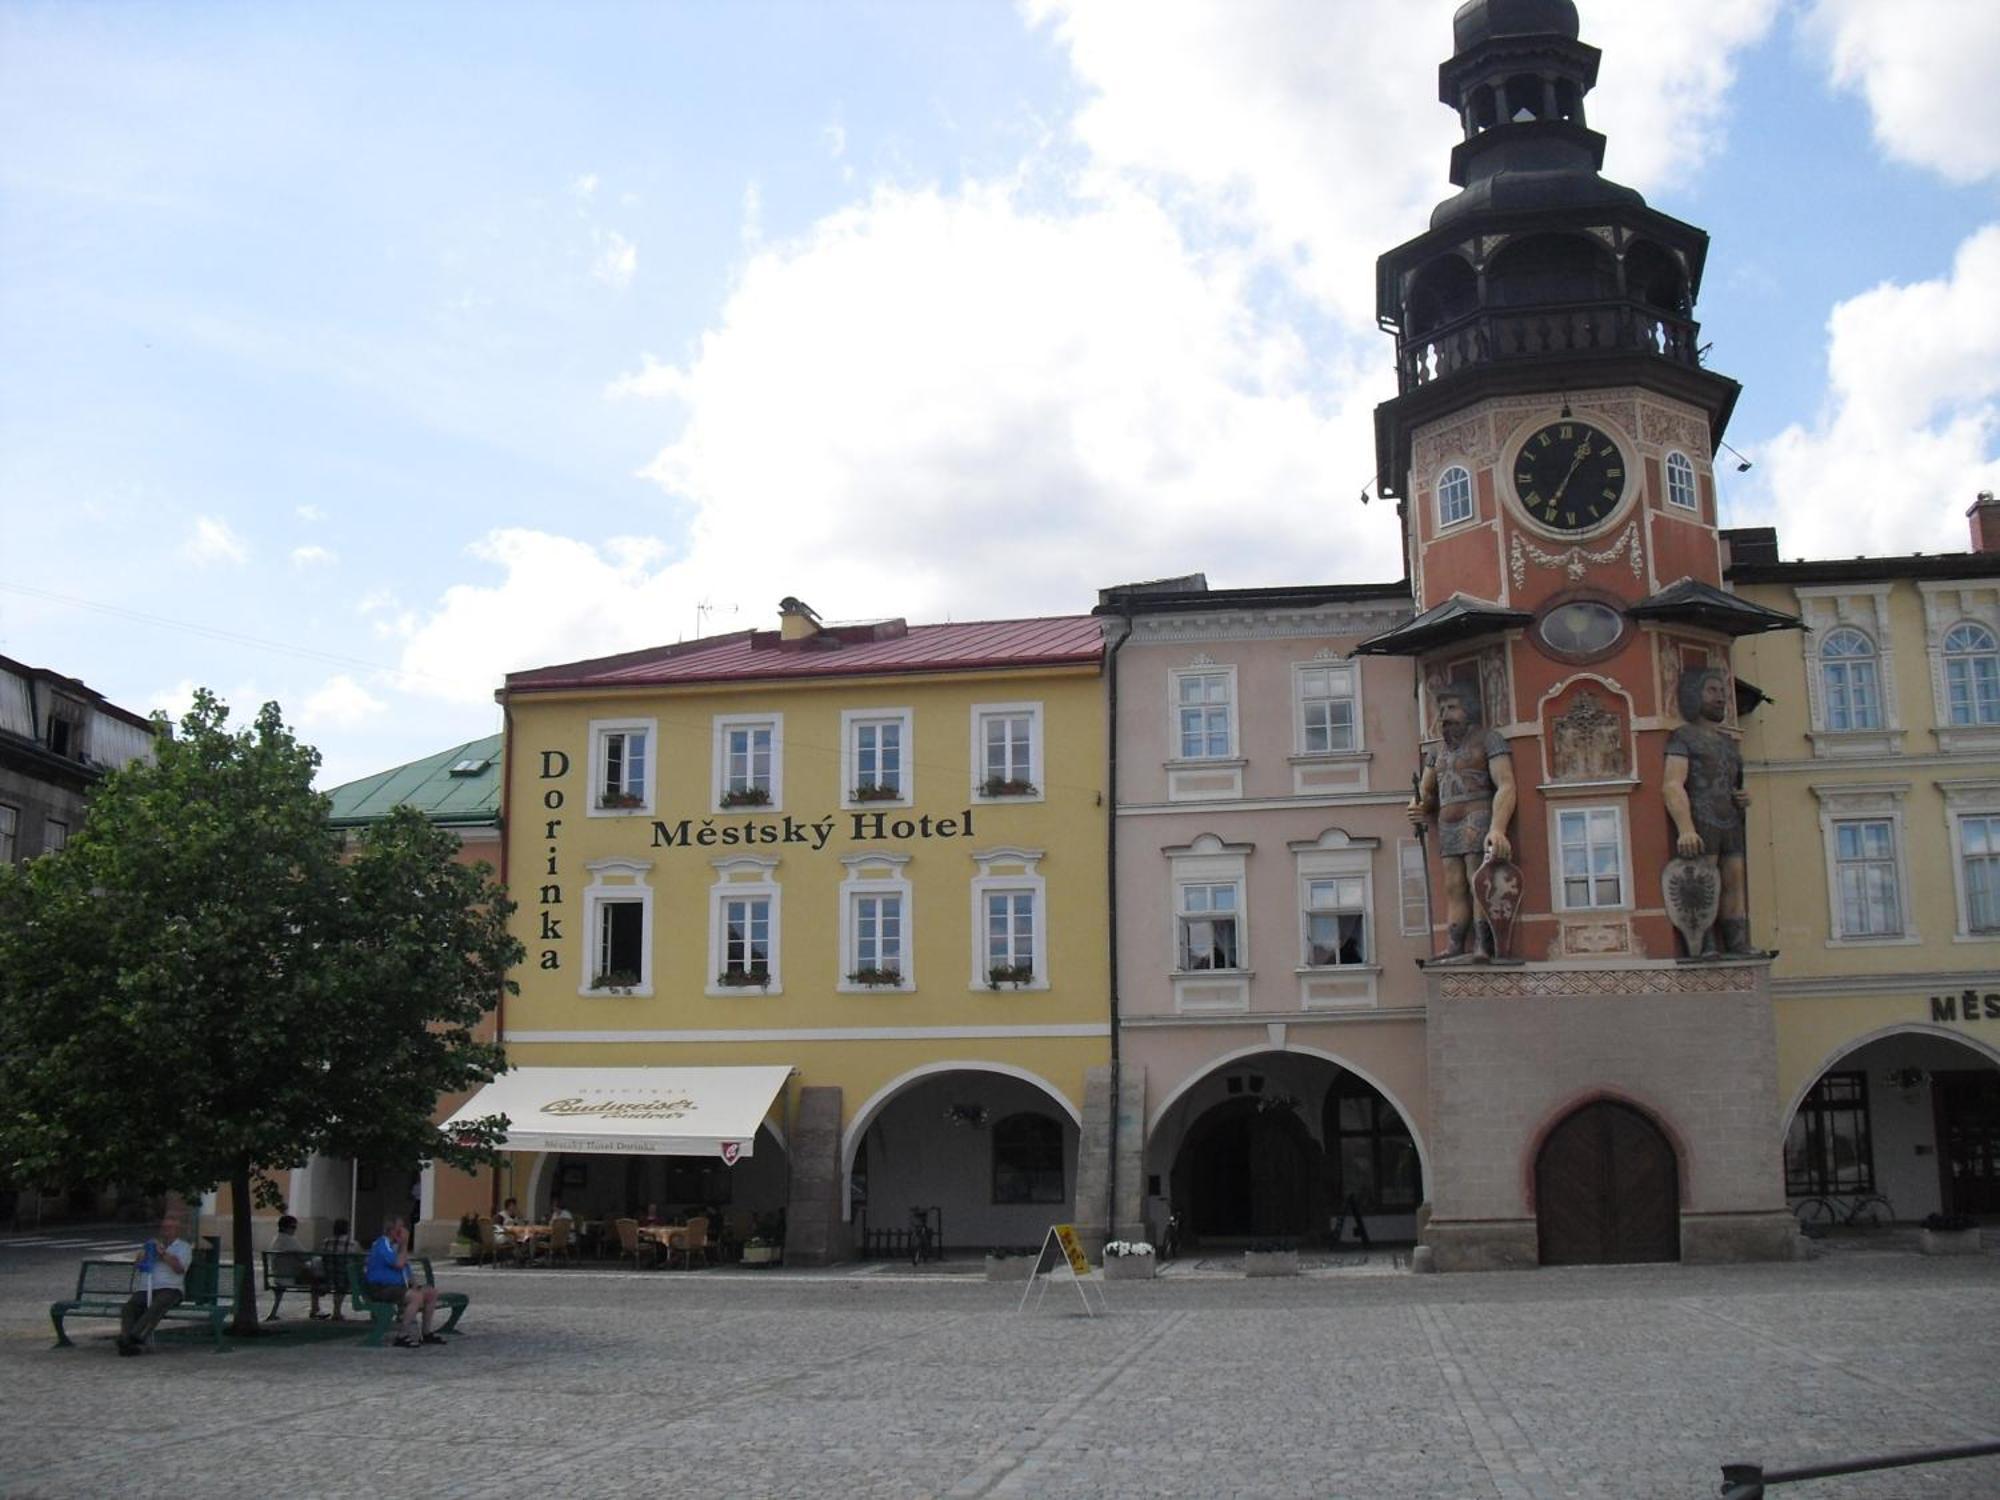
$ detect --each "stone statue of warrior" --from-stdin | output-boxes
[1407,679,1516,958]
[1663,666,1755,956]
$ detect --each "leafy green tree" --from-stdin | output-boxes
[0,690,518,1332]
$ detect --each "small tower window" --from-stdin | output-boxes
[1664,451,1698,510]
[1437,465,1474,528]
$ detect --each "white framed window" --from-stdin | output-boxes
[1397,837,1430,936]
[841,708,913,808]
[1958,813,2000,935]
[1819,629,1882,732]
[1177,881,1243,971]
[0,803,15,863]
[969,847,1047,990]
[43,818,68,855]
[1833,819,1902,938]
[1437,464,1473,528]
[708,856,782,994]
[713,714,783,811]
[1171,666,1237,760]
[580,857,654,997]
[840,854,914,991]
[1296,661,1359,755]
[588,717,656,815]
[971,703,1043,801]
[1664,450,1698,510]
[1555,805,1625,911]
[1943,623,2000,727]
[1303,875,1367,967]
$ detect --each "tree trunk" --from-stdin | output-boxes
[229,1158,261,1336]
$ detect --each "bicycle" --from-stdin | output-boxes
[1791,1192,1894,1234]
[908,1205,937,1266]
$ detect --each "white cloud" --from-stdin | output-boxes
[296,503,325,523]
[1024,0,1777,323]
[1741,223,2000,559]
[1806,0,2000,184]
[299,673,389,731]
[573,172,600,199]
[181,515,249,567]
[591,229,638,289]
[290,544,337,569]
[822,122,846,160]
[145,678,270,729]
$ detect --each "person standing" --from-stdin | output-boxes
[118,1211,192,1356]
[363,1216,444,1348]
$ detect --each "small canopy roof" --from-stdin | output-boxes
[1354,593,1533,656]
[1625,577,1802,637]
[443,1066,793,1160]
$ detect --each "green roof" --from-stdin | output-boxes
[325,733,503,828]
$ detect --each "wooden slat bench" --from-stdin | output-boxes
[260,1249,334,1321]
[50,1253,231,1351]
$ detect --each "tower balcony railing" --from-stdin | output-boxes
[1395,299,1702,393]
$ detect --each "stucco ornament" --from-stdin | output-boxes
[1551,688,1628,781]
[1509,524,1643,591]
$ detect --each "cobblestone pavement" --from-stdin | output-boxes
[2,1237,1996,1499]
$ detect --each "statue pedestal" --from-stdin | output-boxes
[1419,957,1793,1271]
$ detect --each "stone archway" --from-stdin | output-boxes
[1174,1095,1319,1241]
[1534,1100,1680,1265]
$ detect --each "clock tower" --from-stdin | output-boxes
[1359,0,1799,1270]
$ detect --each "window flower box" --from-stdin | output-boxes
[720,787,772,809]
[850,782,901,803]
[590,970,640,994]
[980,777,1038,798]
[716,968,770,989]
[598,791,645,810]
[846,966,903,987]
[987,963,1035,989]
[1244,1241,1299,1277]
[1101,1241,1156,1280]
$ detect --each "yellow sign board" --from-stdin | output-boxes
[1053,1223,1091,1277]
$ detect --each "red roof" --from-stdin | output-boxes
[505,615,1105,693]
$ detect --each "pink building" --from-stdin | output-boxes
[1096,577,1429,1249]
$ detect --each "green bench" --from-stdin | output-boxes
[332,1254,471,1346]
[260,1249,338,1321]
[50,1252,231,1351]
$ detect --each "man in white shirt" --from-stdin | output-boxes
[118,1211,193,1355]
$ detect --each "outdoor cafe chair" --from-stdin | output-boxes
[666,1216,709,1270]
[615,1217,658,1270]
[539,1217,576,1268]
[479,1217,505,1267]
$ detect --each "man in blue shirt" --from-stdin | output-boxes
[363,1217,444,1348]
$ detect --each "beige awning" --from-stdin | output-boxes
[442,1066,793,1160]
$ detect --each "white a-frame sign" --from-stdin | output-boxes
[1016,1223,1106,1317]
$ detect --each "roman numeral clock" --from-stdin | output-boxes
[1513,419,1624,533]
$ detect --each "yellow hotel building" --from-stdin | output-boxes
[1730,506,2000,1224]
[474,599,1113,1262]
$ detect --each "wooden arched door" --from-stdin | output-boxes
[1534,1101,1680,1265]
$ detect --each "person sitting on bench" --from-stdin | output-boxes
[364,1216,444,1348]
[269,1213,332,1319]
[118,1211,192,1356]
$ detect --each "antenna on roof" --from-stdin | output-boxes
[695,599,739,638]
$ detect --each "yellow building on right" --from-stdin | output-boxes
[1729,497,2000,1225]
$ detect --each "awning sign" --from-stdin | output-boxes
[442,1066,792,1159]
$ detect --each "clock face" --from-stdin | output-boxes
[1512,419,1628,532]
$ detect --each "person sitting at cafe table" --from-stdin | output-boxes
[269,1212,332,1319]
[364,1216,444,1348]
[548,1195,575,1225]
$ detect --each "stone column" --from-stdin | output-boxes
[784,1086,849,1266]
[1071,1066,1113,1257]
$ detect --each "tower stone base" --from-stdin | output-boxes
[1421,958,1791,1271]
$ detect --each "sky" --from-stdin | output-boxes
[3,0,1998,789]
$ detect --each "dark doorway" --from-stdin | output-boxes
[1935,1070,2000,1217]
[1174,1097,1319,1241]
[1535,1101,1680,1265]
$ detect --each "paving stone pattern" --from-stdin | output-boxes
[2,1241,1996,1498]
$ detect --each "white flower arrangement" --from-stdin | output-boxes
[1102,1240,1154,1258]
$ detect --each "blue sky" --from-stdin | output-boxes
[3,0,1997,789]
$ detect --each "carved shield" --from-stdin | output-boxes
[1472,856,1523,960]
[1662,856,1720,958]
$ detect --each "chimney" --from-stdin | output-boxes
[1970,493,2000,554]
[777,596,823,642]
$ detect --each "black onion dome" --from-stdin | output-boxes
[1429,156,1644,230]
[1452,0,1580,51]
